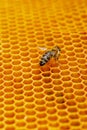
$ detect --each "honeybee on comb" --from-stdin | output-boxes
[40,46,61,66]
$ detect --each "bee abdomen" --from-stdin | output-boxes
[40,51,52,66]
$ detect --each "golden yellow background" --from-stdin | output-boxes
[0,0,87,130]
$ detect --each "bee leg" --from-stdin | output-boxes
[53,52,59,60]
[56,55,59,60]
[55,54,59,60]
[55,57,57,60]
[54,55,57,60]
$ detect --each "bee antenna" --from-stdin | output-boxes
[58,47,61,51]
[55,46,61,51]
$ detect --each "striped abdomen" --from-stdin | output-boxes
[40,51,53,66]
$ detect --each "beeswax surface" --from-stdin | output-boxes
[0,0,87,130]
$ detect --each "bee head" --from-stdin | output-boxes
[54,46,61,52]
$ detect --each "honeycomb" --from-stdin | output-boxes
[0,0,87,130]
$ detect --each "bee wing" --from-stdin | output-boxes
[38,46,47,51]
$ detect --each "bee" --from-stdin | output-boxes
[40,46,61,66]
